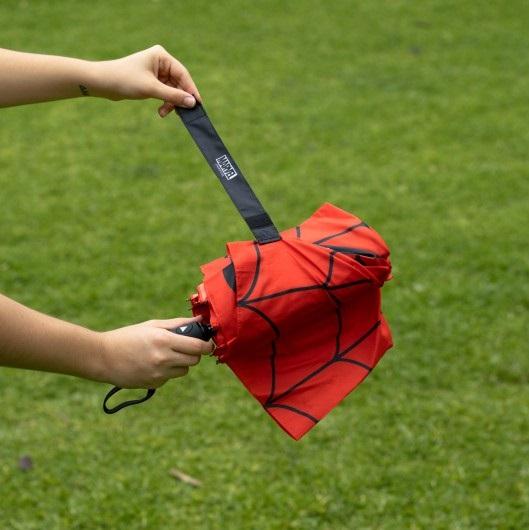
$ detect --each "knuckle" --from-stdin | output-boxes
[152,330,169,348]
[151,349,167,367]
[152,367,169,383]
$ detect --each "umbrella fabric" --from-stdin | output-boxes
[177,105,392,440]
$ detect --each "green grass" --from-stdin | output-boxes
[1,0,529,528]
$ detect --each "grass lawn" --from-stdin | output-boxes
[1,1,528,528]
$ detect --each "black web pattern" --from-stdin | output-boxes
[236,221,382,425]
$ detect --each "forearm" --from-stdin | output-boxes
[0,293,104,380]
[0,45,200,114]
[0,48,100,107]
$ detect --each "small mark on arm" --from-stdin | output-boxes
[79,84,89,96]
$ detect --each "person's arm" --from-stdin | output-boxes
[0,45,212,386]
[0,44,201,116]
[0,293,213,388]
[0,45,213,386]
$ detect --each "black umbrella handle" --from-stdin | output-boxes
[102,322,214,414]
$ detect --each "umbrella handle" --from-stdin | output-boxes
[102,322,214,414]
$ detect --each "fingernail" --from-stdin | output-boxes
[183,96,196,108]
[159,108,169,117]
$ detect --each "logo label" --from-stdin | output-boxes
[215,154,238,180]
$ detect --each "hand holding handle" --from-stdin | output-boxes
[102,322,214,414]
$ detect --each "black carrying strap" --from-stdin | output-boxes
[176,104,280,244]
[103,387,156,414]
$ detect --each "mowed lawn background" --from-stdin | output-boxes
[1,1,528,528]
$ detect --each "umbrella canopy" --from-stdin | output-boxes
[178,105,393,440]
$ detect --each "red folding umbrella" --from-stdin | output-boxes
[104,104,393,440]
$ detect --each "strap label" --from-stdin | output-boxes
[215,154,238,180]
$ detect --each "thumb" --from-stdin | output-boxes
[148,315,202,330]
[151,81,196,108]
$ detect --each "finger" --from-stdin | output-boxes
[167,351,202,367]
[149,315,201,329]
[150,378,169,389]
[167,334,215,356]
[151,81,196,108]
[166,366,190,379]
[166,56,202,103]
[158,101,174,118]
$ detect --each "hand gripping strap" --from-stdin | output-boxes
[176,104,280,244]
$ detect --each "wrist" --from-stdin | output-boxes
[78,60,114,100]
[89,59,127,101]
[81,330,111,383]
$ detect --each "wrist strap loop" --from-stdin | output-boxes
[176,104,280,244]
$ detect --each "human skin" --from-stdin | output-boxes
[0,45,213,389]
[0,44,201,115]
